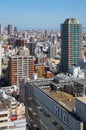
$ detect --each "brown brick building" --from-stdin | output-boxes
[8,56,34,85]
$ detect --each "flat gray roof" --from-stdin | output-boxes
[76,96,86,104]
[41,87,75,112]
[73,78,86,86]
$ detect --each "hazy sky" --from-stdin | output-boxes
[0,0,86,29]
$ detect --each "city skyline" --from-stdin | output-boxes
[0,0,86,29]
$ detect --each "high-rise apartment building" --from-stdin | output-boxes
[60,18,82,72]
[8,24,13,35]
[26,42,37,56]
[15,39,27,48]
[14,26,17,33]
[48,44,57,58]
[8,56,34,85]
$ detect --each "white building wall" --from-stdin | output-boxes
[68,66,80,77]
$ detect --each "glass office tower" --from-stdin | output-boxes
[60,18,82,72]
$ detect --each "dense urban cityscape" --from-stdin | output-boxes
[0,0,86,130]
[0,17,86,130]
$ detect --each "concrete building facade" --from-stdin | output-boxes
[48,44,57,58]
[25,78,86,130]
[0,107,9,130]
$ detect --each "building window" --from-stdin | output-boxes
[36,128,40,130]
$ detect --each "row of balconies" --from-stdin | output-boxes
[0,121,9,127]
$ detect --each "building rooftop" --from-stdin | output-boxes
[76,96,86,104]
[54,73,71,83]
[49,58,60,64]
[73,78,86,87]
[28,76,86,112]
[64,18,79,24]
[41,86,75,112]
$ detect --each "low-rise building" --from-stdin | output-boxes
[16,102,25,119]
[0,86,26,121]
[35,64,45,78]
[0,102,9,130]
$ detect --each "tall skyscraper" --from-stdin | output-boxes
[8,56,34,85]
[8,24,13,35]
[14,26,17,33]
[60,18,82,72]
